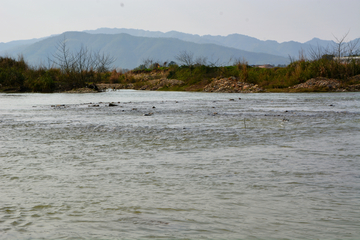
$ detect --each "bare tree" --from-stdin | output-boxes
[333,31,350,59]
[94,50,116,72]
[346,38,360,57]
[50,36,116,87]
[175,50,194,66]
[194,56,208,66]
[331,31,360,61]
[208,57,220,67]
[308,44,330,61]
[51,36,115,74]
[51,35,75,73]
[307,31,359,62]
[141,58,154,69]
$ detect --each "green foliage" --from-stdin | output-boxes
[25,72,55,93]
[132,68,152,74]
[0,56,103,92]
[1,55,360,93]
[0,56,28,70]
[0,66,25,88]
[160,58,360,90]
[167,65,221,86]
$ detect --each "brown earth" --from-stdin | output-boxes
[292,77,340,89]
[74,75,360,93]
[203,77,265,93]
[292,76,360,92]
[97,83,133,90]
[139,78,184,90]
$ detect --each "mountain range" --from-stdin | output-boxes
[83,28,336,57]
[1,28,357,69]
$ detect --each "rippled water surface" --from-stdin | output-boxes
[1,91,360,239]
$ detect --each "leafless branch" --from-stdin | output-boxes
[175,50,194,66]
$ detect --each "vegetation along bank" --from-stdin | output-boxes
[1,52,360,93]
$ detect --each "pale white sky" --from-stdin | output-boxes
[1,0,359,43]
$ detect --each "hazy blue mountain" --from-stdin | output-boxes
[0,37,50,53]
[83,28,347,58]
[2,28,359,67]
[304,38,335,48]
[84,28,209,43]
[2,31,289,69]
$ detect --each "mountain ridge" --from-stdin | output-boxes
[1,31,289,69]
[1,28,359,69]
[82,28,346,57]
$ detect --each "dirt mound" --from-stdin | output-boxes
[292,77,340,89]
[347,74,360,82]
[204,77,264,93]
[139,78,184,90]
[97,83,130,90]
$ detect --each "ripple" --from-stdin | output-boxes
[0,92,359,239]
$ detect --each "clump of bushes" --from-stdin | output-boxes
[0,56,112,92]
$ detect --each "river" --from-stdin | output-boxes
[1,90,359,239]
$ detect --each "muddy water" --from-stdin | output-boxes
[1,91,360,239]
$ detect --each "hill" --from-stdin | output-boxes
[2,28,358,69]
[1,31,289,69]
[84,28,355,58]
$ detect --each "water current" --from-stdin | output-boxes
[1,91,360,239]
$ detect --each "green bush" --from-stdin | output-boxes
[25,73,55,92]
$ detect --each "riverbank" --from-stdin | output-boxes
[83,75,360,93]
[2,74,360,94]
[1,56,360,93]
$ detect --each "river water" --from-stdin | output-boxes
[0,90,359,239]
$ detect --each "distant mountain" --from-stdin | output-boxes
[2,28,358,69]
[1,31,289,69]
[83,28,352,58]
[304,38,335,49]
[0,37,51,53]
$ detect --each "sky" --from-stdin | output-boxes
[1,0,359,43]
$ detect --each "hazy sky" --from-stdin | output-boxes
[1,0,359,43]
